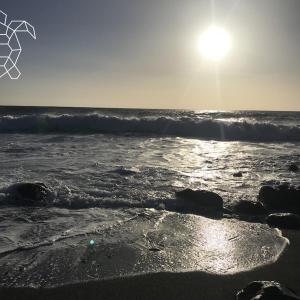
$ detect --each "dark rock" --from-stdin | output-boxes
[258,184,300,213]
[149,247,161,252]
[237,281,300,300]
[233,171,243,177]
[289,164,299,172]
[233,200,267,215]
[266,213,300,230]
[6,182,53,206]
[174,189,223,215]
[112,167,139,176]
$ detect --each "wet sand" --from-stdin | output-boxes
[0,230,299,300]
[1,211,298,299]
[0,211,288,284]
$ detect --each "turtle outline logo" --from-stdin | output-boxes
[0,10,36,79]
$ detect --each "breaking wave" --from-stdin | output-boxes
[0,183,164,210]
[0,114,299,142]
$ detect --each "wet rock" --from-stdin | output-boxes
[289,164,299,172]
[237,281,300,300]
[112,167,140,176]
[6,182,53,206]
[266,213,300,230]
[148,247,161,252]
[233,200,267,215]
[174,189,223,215]
[258,184,300,213]
[233,171,243,178]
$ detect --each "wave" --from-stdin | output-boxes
[0,190,157,210]
[0,114,299,142]
[0,182,190,212]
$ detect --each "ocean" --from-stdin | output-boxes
[0,107,299,288]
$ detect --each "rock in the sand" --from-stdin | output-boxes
[237,281,300,300]
[6,182,53,206]
[233,171,243,177]
[266,213,300,230]
[289,164,299,172]
[258,184,300,213]
[233,200,267,215]
[174,189,223,215]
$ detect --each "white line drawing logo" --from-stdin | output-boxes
[0,10,36,79]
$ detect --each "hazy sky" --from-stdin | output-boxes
[1,0,300,110]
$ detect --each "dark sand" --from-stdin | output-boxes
[1,230,299,300]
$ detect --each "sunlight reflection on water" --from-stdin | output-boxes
[161,213,289,274]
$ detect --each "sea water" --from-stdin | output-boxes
[0,107,298,286]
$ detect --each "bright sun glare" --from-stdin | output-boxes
[198,26,232,62]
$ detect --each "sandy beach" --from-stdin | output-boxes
[0,230,299,300]
[0,211,299,300]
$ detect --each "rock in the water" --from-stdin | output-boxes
[289,164,299,172]
[258,184,300,213]
[233,171,243,177]
[237,281,300,300]
[174,189,223,215]
[112,167,140,176]
[6,182,53,206]
[266,213,300,230]
[233,200,267,215]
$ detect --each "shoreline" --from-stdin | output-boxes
[1,230,299,300]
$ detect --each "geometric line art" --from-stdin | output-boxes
[0,10,36,79]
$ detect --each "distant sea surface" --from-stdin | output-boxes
[0,107,299,286]
[0,107,299,141]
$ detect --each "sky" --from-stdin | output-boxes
[0,0,300,111]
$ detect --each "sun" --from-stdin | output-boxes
[198,26,232,62]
